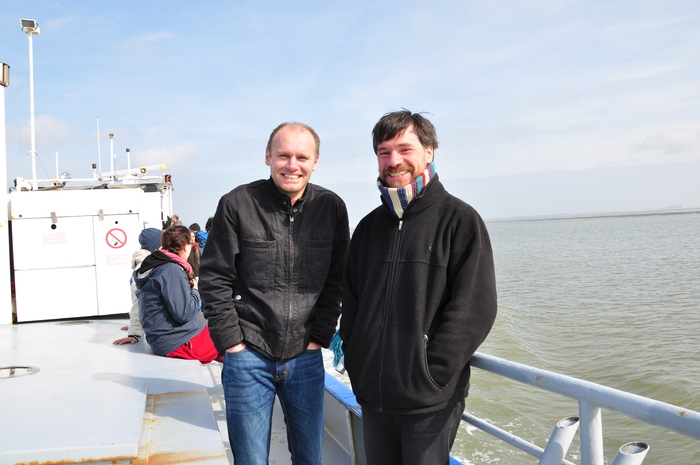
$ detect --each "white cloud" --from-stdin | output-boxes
[632,129,700,156]
[126,31,174,46]
[8,115,75,151]
[609,62,687,81]
[131,142,200,168]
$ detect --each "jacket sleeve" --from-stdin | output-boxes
[161,264,202,324]
[310,198,350,347]
[199,195,243,352]
[426,215,498,387]
[128,280,144,338]
[339,221,360,352]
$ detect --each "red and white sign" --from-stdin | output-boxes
[106,228,128,249]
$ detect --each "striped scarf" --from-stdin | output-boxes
[378,162,436,218]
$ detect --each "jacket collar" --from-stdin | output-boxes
[264,177,309,213]
[138,250,188,276]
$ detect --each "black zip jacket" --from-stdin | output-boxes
[340,176,497,414]
[200,178,349,361]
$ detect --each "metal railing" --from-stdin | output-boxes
[465,352,700,465]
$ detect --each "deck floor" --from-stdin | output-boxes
[0,317,350,465]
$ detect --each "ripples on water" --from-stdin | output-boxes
[456,213,700,464]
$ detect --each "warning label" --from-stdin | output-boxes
[106,228,128,249]
[106,254,129,266]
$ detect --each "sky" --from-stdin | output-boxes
[1,1,699,227]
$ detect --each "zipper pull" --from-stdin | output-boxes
[398,220,403,231]
[290,214,295,223]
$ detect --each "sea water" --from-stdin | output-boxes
[454,212,700,464]
[330,212,700,464]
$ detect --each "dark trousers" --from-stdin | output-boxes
[361,398,465,465]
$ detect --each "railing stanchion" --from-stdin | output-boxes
[539,416,579,465]
[610,442,649,465]
[579,398,604,465]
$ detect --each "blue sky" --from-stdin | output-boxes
[2,1,699,226]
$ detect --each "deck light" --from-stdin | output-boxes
[20,19,40,34]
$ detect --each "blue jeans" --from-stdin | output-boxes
[222,347,324,465]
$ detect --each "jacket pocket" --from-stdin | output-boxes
[305,239,333,289]
[422,334,444,389]
[240,238,276,288]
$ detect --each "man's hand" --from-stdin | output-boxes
[307,342,322,350]
[226,342,247,353]
[113,336,138,345]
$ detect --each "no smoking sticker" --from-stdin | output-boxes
[106,228,128,249]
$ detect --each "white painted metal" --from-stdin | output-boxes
[9,188,160,220]
[109,133,116,183]
[0,319,228,464]
[611,442,650,465]
[539,416,580,465]
[461,410,576,465]
[470,353,700,440]
[9,188,167,322]
[96,117,102,175]
[14,267,98,320]
[0,64,11,326]
[93,214,140,314]
[579,399,605,465]
[11,215,96,269]
[466,353,700,463]
[24,29,38,190]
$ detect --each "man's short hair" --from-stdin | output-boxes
[266,122,321,156]
[372,110,439,154]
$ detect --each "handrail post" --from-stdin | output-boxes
[539,416,579,465]
[610,442,649,465]
[579,398,604,465]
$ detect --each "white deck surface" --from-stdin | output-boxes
[0,318,228,465]
[0,317,353,465]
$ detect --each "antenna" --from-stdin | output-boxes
[109,133,116,183]
[96,117,102,176]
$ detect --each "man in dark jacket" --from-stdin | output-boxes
[340,111,497,465]
[199,122,349,465]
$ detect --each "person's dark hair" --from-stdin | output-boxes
[372,110,438,154]
[162,225,191,254]
[266,122,321,156]
[205,216,213,232]
[189,223,201,232]
[162,216,172,230]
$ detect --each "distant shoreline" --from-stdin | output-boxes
[486,207,700,224]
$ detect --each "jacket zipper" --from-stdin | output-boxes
[376,219,404,412]
[281,209,296,360]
